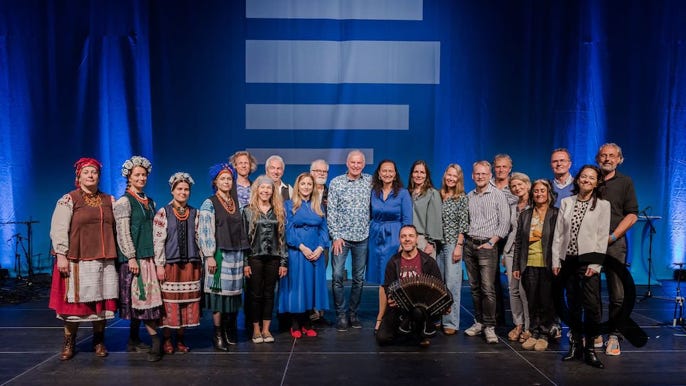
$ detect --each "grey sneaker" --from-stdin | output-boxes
[484,326,498,344]
[336,316,348,332]
[464,322,483,337]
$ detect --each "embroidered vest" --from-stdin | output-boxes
[117,192,155,262]
[209,195,249,251]
[67,190,117,261]
[164,204,201,264]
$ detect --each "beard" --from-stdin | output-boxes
[314,177,327,185]
[600,163,616,173]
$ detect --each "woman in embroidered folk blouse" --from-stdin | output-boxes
[49,158,118,360]
[243,175,288,344]
[198,163,250,350]
[114,156,164,361]
[437,164,469,335]
[153,172,202,355]
[407,160,443,258]
[279,173,330,338]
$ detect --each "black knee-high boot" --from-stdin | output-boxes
[223,313,238,345]
[127,319,150,352]
[147,334,162,362]
[213,322,229,351]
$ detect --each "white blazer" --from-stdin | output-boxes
[552,195,611,273]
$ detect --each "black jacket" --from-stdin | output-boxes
[242,206,288,267]
[512,206,559,274]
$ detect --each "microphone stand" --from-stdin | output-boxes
[638,211,657,301]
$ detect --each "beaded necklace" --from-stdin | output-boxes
[216,191,236,214]
[128,188,149,210]
[173,205,190,221]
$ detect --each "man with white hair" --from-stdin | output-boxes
[327,150,372,331]
[310,159,329,213]
[265,155,292,201]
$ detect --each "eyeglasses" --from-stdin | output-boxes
[311,169,328,173]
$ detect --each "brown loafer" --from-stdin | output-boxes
[518,330,532,343]
[443,328,457,336]
[508,326,522,342]
[94,343,108,357]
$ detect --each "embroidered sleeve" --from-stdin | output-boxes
[113,196,135,259]
[50,193,74,256]
[153,207,168,267]
[198,199,216,260]
[194,208,202,258]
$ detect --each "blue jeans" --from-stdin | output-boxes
[463,238,498,327]
[437,243,462,330]
[331,238,368,318]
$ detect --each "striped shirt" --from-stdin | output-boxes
[467,184,511,240]
[327,173,372,242]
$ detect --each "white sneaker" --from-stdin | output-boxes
[593,335,604,348]
[464,322,484,337]
[606,335,621,356]
[484,327,498,344]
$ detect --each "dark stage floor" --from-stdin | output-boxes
[1,274,685,386]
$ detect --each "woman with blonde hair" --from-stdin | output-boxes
[503,172,532,343]
[437,163,469,335]
[279,173,330,338]
[242,175,288,343]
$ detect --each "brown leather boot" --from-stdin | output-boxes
[93,323,108,357]
[59,333,76,361]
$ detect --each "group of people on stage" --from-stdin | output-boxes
[48,143,637,370]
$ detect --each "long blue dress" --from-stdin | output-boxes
[366,188,413,284]
[278,200,330,313]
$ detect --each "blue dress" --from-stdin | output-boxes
[366,188,413,284]
[278,200,330,313]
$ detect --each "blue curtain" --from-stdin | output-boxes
[0,0,684,281]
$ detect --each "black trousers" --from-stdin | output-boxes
[563,259,601,339]
[376,306,436,345]
[247,255,280,324]
[521,266,555,337]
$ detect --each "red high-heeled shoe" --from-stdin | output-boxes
[301,327,317,337]
[290,328,302,339]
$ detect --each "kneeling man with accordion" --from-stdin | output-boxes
[377,225,453,348]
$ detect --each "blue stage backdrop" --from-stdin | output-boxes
[1,0,685,282]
